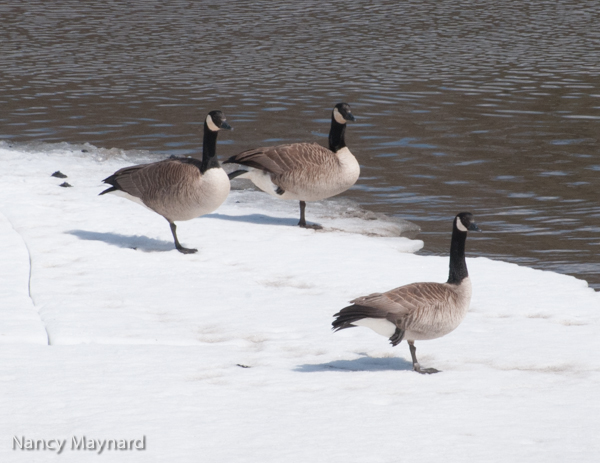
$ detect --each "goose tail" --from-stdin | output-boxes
[332,305,405,346]
[99,174,120,195]
[332,304,385,332]
[228,169,249,180]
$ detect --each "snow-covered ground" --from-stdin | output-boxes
[1,143,599,462]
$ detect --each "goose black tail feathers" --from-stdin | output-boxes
[332,304,405,346]
[227,169,248,180]
[332,305,385,331]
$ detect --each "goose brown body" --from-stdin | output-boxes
[339,279,472,343]
[104,159,230,222]
[230,143,359,202]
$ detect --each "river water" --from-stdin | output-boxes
[1,1,599,289]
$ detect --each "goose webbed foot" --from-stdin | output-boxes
[176,245,198,254]
[408,340,440,374]
[299,222,323,230]
[413,363,440,375]
[298,200,323,229]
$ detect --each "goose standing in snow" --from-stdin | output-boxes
[225,102,358,229]
[99,110,232,254]
[332,212,481,374]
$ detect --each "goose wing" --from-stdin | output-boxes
[101,158,200,199]
[333,282,454,330]
[101,164,148,198]
[355,283,453,314]
[225,143,337,174]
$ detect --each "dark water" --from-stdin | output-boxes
[1,1,599,289]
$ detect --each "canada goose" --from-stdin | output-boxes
[332,212,481,374]
[225,102,358,229]
[99,110,232,254]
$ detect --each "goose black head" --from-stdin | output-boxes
[206,110,232,132]
[332,102,356,124]
[455,212,481,233]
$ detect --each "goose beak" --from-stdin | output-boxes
[468,222,481,232]
[220,121,233,131]
[345,113,356,122]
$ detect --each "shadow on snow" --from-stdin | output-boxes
[206,212,320,228]
[295,353,413,373]
[67,229,174,252]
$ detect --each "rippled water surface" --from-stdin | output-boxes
[1,1,599,288]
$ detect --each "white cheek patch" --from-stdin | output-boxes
[206,115,220,132]
[333,107,347,124]
[456,217,468,232]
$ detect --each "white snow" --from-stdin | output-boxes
[1,143,599,462]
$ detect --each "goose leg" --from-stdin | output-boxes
[408,340,439,374]
[169,221,197,254]
[298,201,322,230]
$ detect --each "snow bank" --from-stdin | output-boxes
[0,143,599,462]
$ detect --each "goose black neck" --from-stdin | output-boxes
[328,118,347,153]
[447,227,469,285]
[201,125,220,173]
